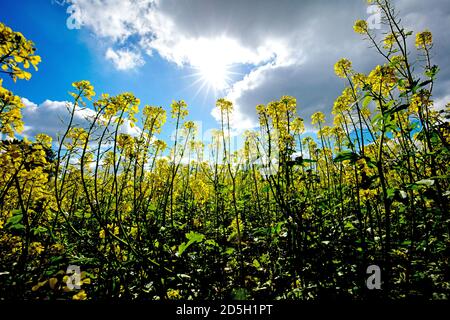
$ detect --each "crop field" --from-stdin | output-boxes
[0,0,449,301]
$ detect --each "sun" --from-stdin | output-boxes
[197,60,231,91]
[182,37,245,95]
[190,56,233,94]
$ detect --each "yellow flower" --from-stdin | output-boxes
[0,22,41,82]
[366,65,397,97]
[361,105,371,118]
[291,117,305,134]
[65,127,88,148]
[171,100,189,119]
[352,73,367,89]
[31,280,48,292]
[51,243,65,252]
[383,33,397,49]
[390,55,405,68]
[353,20,368,34]
[143,105,166,133]
[256,104,267,115]
[334,59,352,78]
[318,125,332,138]
[184,120,196,131]
[0,82,25,137]
[117,133,133,149]
[280,96,297,113]
[415,30,433,49]
[359,189,377,201]
[30,242,44,255]
[409,91,432,114]
[130,226,138,237]
[72,80,95,100]
[190,178,211,205]
[35,133,52,148]
[167,289,181,299]
[333,87,354,114]
[154,139,167,151]
[49,277,58,290]
[333,114,347,127]
[216,98,233,112]
[72,290,87,300]
[311,112,325,126]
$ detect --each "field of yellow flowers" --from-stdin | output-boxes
[0,0,449,300]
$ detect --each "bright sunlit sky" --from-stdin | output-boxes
[1,0,449,144]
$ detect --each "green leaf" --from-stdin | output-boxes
[371,113,383,126]
[425,65,439,78]
[9,223,25,231]
[224,247,235,255]
[177,232,205,256]
[416,179,435,186]
[271,221,285,235]
[205,239,219,247]
[185,231,205,243]
[362,95,373,108]
[32,226,48,236]
[344,221,356,231]
[177,242,189,256]
[333,151,359,163]
[7,213,23,225]
[231,288,250,300]
[387,188,396,199]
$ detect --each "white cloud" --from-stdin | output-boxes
[434,94,450,111]
[66,0,450,130]
[105,47,144,70]
[21,98,141,141]
[68,0,155,41]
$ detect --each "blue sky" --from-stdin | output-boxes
[1,0,449,146]
[0,0,245,143]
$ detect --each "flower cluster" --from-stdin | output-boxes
[353,20,368,34]
[415,30,433,49]
[0,80,24,137]
[334,59,353,78]
[0,23,41,82]
[171,100,189,119]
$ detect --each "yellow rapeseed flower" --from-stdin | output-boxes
[216,98,233,113]
[353,20,368,34]
[415,30,433,49]
[72,290,87,300]
[334,59,352,78]
[311,112,325,126]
